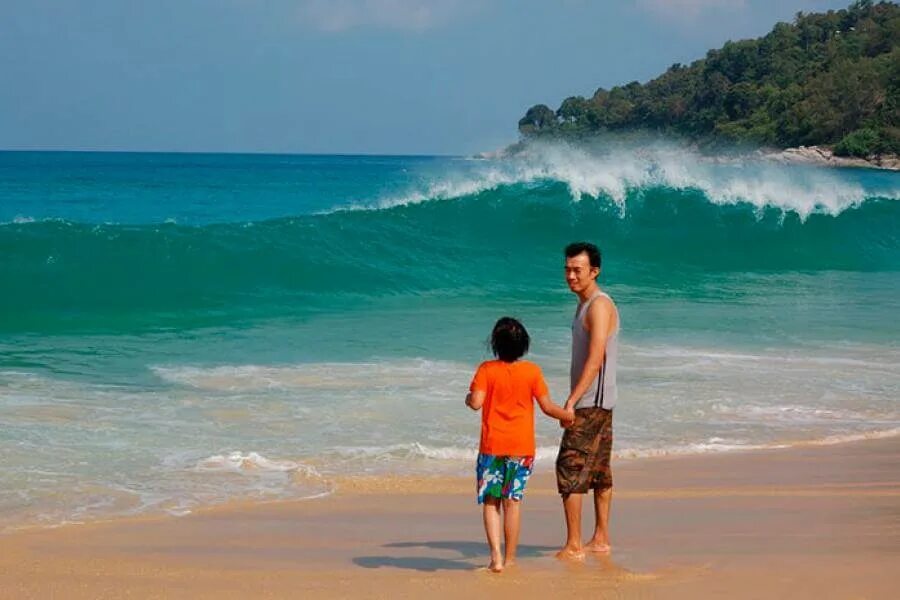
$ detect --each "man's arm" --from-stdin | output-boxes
[465,390,486,411]
[564,298,613,411]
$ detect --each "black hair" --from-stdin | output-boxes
[490,317,530,363]
[564,242,601,270]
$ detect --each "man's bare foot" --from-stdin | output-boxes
[504,560,517,569]
[555,546,585,560]
[584,541,611,553]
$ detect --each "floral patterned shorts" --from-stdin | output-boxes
[475,454,534,504]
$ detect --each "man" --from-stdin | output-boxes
[556,241,620,559]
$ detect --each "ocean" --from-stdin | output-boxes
[1,144,898,532]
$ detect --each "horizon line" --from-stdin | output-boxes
[0,147,473,159]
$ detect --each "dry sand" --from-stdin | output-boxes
[1,437,897,599]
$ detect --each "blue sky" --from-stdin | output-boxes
[1,0,853,155]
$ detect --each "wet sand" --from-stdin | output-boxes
[1,437,898,599]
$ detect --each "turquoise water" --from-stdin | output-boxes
[1,146,898,530]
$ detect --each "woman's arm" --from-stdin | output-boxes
[466,390,486,411]
[535,393,574,421]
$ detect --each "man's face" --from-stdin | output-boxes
[564,253,598,294]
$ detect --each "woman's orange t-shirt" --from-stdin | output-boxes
[469,359,549,457]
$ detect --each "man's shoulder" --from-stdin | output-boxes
[587,292,616,315]
[584,291,618,330]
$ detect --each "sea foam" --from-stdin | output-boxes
[348,141,895,219]
[151,359,471,392]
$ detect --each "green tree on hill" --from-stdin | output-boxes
[518,1,900,157]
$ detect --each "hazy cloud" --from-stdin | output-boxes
[635,0,747,20]
[297,0,479,32]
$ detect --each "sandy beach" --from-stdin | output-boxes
[3,1,899,598]
[1,436,897,599]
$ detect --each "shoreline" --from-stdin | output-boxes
[5,425,900,536]
[2,435,897,598]
[4,425,898,537]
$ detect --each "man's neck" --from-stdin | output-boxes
[576,282,600,303]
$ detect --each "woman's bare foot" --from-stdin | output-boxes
[487,559,504,573]
[555,546,585,560]
[584,541,611,553]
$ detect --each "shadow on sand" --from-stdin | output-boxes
[353,540,559,572]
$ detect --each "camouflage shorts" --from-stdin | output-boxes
[556,407,613,495]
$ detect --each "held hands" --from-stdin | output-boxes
[559,406,576,429]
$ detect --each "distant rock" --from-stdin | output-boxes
[759,146,900,171]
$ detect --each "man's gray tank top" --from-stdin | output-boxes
[571,290,619,410]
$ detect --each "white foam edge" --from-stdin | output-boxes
[330,141,896,219]
[334,427,900,464]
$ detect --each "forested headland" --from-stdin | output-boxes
[517,1,899,160]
